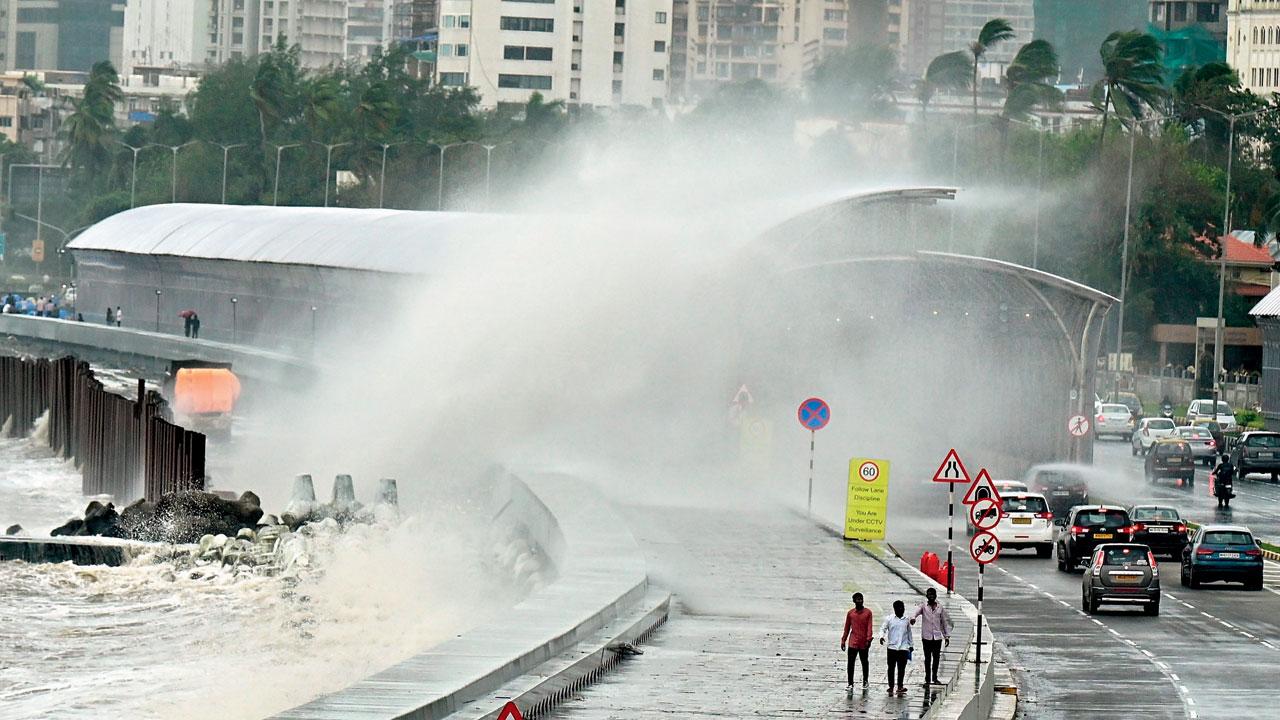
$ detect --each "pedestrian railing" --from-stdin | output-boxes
[0,354,204,503]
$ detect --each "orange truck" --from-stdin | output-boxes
[165,361,241,437]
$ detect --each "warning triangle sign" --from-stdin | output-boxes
[931,448,971,484]
[497,702,524,720]
[963,468,1003,506]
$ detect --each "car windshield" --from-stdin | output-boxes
[1076,510,1129,528]
[1244,434,1280,448]
[1036,470,1081,486]
[1002,496,1048,513]
[1102,404,1129,414]
[1131,507,1180,521]
[1179,428,1209,439]
[1147,419,1175,430]
[1203,531,1254,546]
[1155,443,1187,457]
[1215,402,1233,415]
[1101,546,1150,566]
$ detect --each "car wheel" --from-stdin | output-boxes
[1144,599,1160,616]
[1056,545,1068,572]
[1188,566,1201,589]
[1186,477,1194,489]
[1249,574,1264,591]
[1081,590,1090,612]
[1131,443,1137,456]
[1087,594,1099,614]
[1180,564,1190,587]
[1036,544,1052,559]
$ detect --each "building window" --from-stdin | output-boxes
[1173,2,1187,21]
[0,117,11,127]
[616,0,625,6]
[823,27,845,41]
[501,16,554,32]
[614,22,624,37]
[456,44,468,57]
[497,73,552,89]
[444,15,455,28]
[440,43,453,56]
[613,51,623,65]
[612,79,622,93]
[505,45,553,60]
[655,11,667,23]
[440,72,468,86]
[654,40,665,52]
[823,9,845,21]
[652,68,664,80]
[460,14,470,28]
[1196,2,1219,22]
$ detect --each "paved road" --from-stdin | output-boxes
[891,439,1280,720]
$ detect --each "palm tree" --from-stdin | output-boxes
[60,61,121,179]
[250,40,301,145]
[1091,31,1165,144]
[917,51,972,122]
[1002,40,1064,121]
[1171,63,1255,148]
[969,19,1015,119]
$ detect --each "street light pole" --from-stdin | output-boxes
[1034,130,1044,269]
[35,165,43,246]
[314,141,351,207]
[214,143,246,204]
[272,143,301,206]
[154,289,162,332]
[1116,126,1138,385]
[116,142,143,208]
[230,296,238,343]
[378,142,409,209]
[149,142,196,203]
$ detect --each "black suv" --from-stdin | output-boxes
[1144,439,1195,488]
[1081,543,1161,615]
[1056,505,1135,572]
[1230,431,1280,481]
[1027,466,1090,519]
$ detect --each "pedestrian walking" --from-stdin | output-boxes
[878,600,912,696]
[106,306,114,325]
[910,588,953,686]
[115,306,123,327]
[184,314,192,337]
[191,313,200,339]
[840,592,873,691]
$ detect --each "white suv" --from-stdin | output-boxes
[990,492,1054,558]
[1132,417,1178,455]
[1187,399,1238,432]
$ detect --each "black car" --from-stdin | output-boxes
[1056,505,1135,572]
[1180,525,1265,590]
[1127,505,1190,557]
[1230,431,1280,482]
[1027,466,1090,519]
[1144,439,1195,488]
[1081,543,1161,615]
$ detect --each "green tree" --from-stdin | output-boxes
[1091,31,1165,144]
[969,18,1015,119]
[808,44,899,121]
[917,51,971,122]
[1002,40,1064,121]
[250,40,302,144]
[60,61,121,182]
[1170,63,1259,151]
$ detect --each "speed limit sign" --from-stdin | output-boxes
[857,460,880,483]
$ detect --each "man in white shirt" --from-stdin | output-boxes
[878,599,913,695]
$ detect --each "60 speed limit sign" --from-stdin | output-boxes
[857,460,880,482]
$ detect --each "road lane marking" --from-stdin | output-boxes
[1241,631,1256,638]
[1200,611,1213,618]
[1156,661,1170,670]
[1171,673,1180,682]
[1141,649,1154,658]
[1262,641,1277,650]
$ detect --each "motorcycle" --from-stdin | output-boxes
[1160,401,1175,419]
[1211,462,1236,508]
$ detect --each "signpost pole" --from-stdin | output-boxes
[807,429,815,517]
[947,485,955,596]
[976,563,985,664]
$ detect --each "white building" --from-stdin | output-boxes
[1227,0,1280,95]
[942,0,1035,80]
[435,0,673,109]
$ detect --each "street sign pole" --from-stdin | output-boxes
[932,449,971,597]
[976,563,985,664]
[947,484,955,595]
[807,429,815,517]
[796,398,830,518]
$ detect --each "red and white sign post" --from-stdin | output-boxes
[967,472,1003,665]
[932,449,971,595]
[497,702,524,720]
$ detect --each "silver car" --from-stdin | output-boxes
[1096,404,1135,439]
[1176,426,1218,465]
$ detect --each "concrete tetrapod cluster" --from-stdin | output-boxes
[279,473,400,529]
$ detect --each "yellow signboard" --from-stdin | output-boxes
[844,457,890,540]
[30,238,44,263]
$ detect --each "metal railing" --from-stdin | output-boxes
[1,354,204,502]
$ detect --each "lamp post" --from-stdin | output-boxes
[154,289,162,332]
[14,214,89,281]
[115,142,144,209]
[378,141,410,209]
[210,142,246,204]
[1196,104,1276,406]
[272,143,301,206]
[1004,117,1049,268]
[310,305,317,344]
[230,296,238,343]
[435,142,467,211]
[313,141,351,207]
[149,141,197,203]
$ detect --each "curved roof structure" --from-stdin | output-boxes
[67,204,545,275]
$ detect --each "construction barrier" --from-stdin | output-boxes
[0,354,204,502]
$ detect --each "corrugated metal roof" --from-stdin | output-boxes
[1251,284,1280,317]
[67,204,542,275]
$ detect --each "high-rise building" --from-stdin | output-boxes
[1151,0,1226,43]
[1227,0,1280,95]
[902,0,946,78]
[3,0,126,71]
[434,0,673,109]
[1033,0,1147,84]
[942,0,1034,79]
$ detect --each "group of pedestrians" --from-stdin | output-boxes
[840,588,953,696]
[104,306,123,327]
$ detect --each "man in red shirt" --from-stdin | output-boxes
[840,592,874,690]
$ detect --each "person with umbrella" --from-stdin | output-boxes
[180,309,196,337]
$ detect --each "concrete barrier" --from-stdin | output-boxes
[270,469,651,720]
[0,535,157,565]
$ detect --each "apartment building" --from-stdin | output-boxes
[1151,0,1227,43]
[434,0,673,109]
[1227,0,1280,94]
[122,0,206,75]
[2,0,126,71]
[940,0,1033,79]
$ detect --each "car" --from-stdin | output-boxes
[1096,404,1136,439]
[1187,399,1238,432]
[1106,391,1145,421]
[1180,524,1264,590]
[965,480,1030,535]
[991,492,1054,557]
[1189,418,1225,449]
[1143,439,1195,488]
[1026,466,1090,518]
[1230,431,1280,482]
[1056,505,1135,572]
[1081,543,1161,615]
[1176,425,1218,465]
[1131,417,1178,455]
[1127,505,1190,558]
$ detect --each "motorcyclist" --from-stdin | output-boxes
[1160,395,1174,418]
[1213,453,1236,508]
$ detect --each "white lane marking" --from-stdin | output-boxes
[1058,600,1071,608]
[1156,661,1170,670]
[1180,601,1195,609]
[1262,641,1277,650]
[1141,649,1154,658]
[1200,611,1214,619]
[1242,631,1256,639]
[1091,618,1105,626]
[1124,639,1138,647]
[1027,583,1039,590]
[1108,628,1122,637]
[1171,673,1181,682]
[1218,620,1234,628]
[1184,694,1195,705]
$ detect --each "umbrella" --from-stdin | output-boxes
[178,309,196,319]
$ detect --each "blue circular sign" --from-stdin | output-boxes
[797,397,831,431]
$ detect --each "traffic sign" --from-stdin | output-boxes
[932,448,971,484]
[844,457,890,540]
[962,468,1002,506]
[497,702,524,720]
[797,397,831,431]
[857,460,880,482]
[1068,415,1090,437]
[970,530,1001,564]
[969,497,1001,531]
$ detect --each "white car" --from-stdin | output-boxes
[995,480,1029,495]
[1187,399,1238,432]
[1096,404,1135,439]
[1132,417,1178,455]
[989,492,1054,557]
